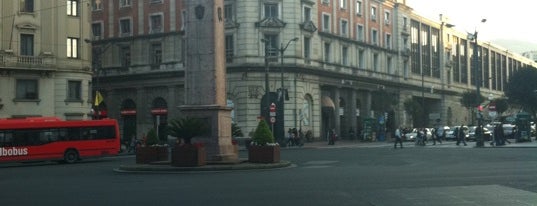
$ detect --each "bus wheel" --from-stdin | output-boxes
[64,149,79,164]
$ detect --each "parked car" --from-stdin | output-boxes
[466,126,492,141]
[435,126,450,139]
[403,128,418,141]
[445,126,468,141]
[502,124,516,139]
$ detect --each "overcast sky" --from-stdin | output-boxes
[406,0,536,44]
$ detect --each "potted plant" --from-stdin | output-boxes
[136,128,169,164]
[168,117,208,167]
[248,119,280,163]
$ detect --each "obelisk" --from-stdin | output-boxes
[181,0,237,162]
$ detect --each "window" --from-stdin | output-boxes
[356,24,364,41]
[385,34,392,49]
[373,54,379,71]
[150,0,162,3]
[225,35,234,63]
[20,34,34,56]
[355,0,362,15]
[20,0,34,12]
[67,37,79,58]
[120,19,131,36]
[92,0,103,11]
[303,7,311,22]
[67,80,82,100]
[151,43,162,67]
[340,0,347,9]
[264,3,278,18]
[263,34,278,57]
[341,46,348,65]
[304,37,311,61]
[120,0,131,7]
[371,29,378,45]
[324,42,331,62]
[16,79,38,100]
[67,0,78,16]
[340,19,348,37]
[120,46,131,67]
[358,50,365,68]
[387,57,393,74]
[92,23,102,39]
[224,4,233,21]
[322,14,331,32]
[384,12,390,25]
[371,6,377,20]
[150,14,163,33]
[322,0,330,4]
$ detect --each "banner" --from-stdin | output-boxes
[94,91,103,106]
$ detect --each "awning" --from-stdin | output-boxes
[321,96,335,109]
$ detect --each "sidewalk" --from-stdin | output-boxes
[294,138,537,149]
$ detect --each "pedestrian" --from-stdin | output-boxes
[328,129,337,145]
[432,127,442,145]
[456,125,467,146]
[492,124,502,146]
[394,127,403,149]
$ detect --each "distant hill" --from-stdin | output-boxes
[489,39,537,54]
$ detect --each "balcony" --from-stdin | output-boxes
[0,53,55,68]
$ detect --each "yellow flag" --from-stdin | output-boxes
[94,91,103,106]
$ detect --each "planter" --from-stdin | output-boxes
[248,145,280,163]
[171,144,206,167]
[136,146,168,164]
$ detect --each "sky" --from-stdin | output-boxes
[406,0,537,45]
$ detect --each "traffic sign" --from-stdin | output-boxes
[270,117,276,124]
[270,103,276,112]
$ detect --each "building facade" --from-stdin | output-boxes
[0,0,93,119]
[90,0,184,142]
[90,0,536,142]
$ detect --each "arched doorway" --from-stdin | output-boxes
[321,96,335,140]
[151,97,168,143]
[120,99,137,143]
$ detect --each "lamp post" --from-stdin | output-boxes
[470,18,487,147]
[261,39,271,124]
[278,37,298,132]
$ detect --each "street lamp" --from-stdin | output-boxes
[260,38,271,125]
[278,37,298,133]
[468,18,487,147]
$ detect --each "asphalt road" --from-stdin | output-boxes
[1,147,536,206]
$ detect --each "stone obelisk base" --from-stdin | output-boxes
[179,105,238,162]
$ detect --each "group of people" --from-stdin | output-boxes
[286,128,304,147]
[394,123,513,148]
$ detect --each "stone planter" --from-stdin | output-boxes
[136,146,168,164]
[171,144,206,167]
[248,145,280,163]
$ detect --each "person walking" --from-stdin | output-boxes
[432,127,442,145]
[328,129,337,145]
[394,127,403,149]
[456,125,467,146]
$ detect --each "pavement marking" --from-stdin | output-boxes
[301,160,339,169]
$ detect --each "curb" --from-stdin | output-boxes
[114,160,292,174]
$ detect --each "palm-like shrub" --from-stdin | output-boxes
[168,117,208,144]
[251,120,275,146]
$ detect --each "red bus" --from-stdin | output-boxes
[0,117,120,163]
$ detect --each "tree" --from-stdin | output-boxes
[460,90,485,125]
[505,66,537,118]
[403,98,424,127]
[460,90,485,109]
[492,98,509,116]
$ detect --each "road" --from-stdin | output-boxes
[1,146,536,206]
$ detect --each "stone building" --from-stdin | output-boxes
[0,0,93,119]
[89,0,536,142]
